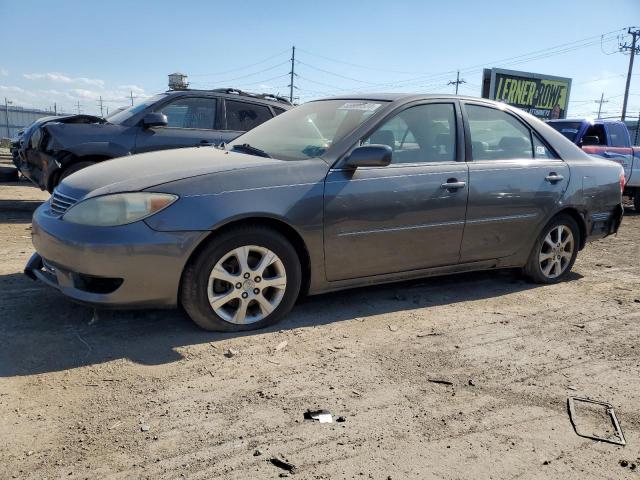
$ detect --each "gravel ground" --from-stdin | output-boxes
[0,181,639,479]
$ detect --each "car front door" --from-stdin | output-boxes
[220,99,275,144]
[323,101,469,281]
[134,96,222,153]
[459,102,570,263]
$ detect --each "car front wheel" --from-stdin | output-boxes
[524,214,579,284]
[180,225,302,332]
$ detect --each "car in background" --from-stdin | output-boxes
[14,88,291,192]
[547,118,639,210]
[26,94,624,332]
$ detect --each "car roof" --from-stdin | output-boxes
[314,93,492,103]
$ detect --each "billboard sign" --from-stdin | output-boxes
[481,68,572,120]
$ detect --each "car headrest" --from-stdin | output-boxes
[369,130,395,151]
[499,136,528,149]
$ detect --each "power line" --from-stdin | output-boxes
[190,48,290,77]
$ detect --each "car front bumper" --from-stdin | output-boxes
[25,202,208,308]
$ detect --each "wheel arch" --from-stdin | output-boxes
[550,207,588,250]
[180,215,312,298]
[48,153,112,192]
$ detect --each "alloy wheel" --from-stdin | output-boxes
[207,245,287,324]
[539,225,574,279]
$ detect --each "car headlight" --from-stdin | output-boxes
[62,192,178,226]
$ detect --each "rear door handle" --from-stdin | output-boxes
[441,180,466,190]
[545,173,564,183]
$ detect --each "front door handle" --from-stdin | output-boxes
[441,179,466,190]
[545,173,564,183]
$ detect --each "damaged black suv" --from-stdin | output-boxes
[14,88,291,192]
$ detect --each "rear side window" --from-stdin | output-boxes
[465,104,532,160]
[608,123,630,147]
[158,97,217,129]
[273,107,286,116]
[226,101,273,131]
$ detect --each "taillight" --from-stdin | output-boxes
[620,171,626,195]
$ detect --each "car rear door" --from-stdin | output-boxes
[459,102,569,263]
[323,101,469,281]
[219,100,275,144]
[134,96,223,153]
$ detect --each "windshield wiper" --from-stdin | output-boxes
[230,143,271,158]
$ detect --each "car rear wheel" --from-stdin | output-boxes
[634,189,640,212]
[524,214,579,284]
[180,225,302,332]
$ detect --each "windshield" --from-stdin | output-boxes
[228,99,387,160]
[107,93,168,124]
[547,121,583,142]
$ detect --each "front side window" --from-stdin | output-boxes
[362,103,456,163]
[226,101,272,131]
[466,104,533,160]
[158,97,217,129]
[227,99,386,161]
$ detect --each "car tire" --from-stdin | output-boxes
[634,189,640,212]
[180,225,302,332]
[55,161,96,189]
[524,214,580,284]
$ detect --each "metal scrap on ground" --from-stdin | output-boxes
[567,397,626,446]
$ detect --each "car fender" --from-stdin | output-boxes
[63,141,131,160]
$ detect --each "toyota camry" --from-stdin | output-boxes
[25,94,624,331]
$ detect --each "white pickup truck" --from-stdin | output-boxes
[547,118,639,210]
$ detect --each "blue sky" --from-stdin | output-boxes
[0,0,638,117]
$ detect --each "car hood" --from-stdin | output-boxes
[56,147,298,200]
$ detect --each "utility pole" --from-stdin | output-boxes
[76,101,81,114]
[98,96,104,117]
[130,90,134,106]
[595,92,609,118]
[620,27,640,121]
[54,102,57,115]
[448,70,466,95]
[288,45,296,103]
[4,97,11,139]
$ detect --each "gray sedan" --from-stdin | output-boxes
[25,94,624,331]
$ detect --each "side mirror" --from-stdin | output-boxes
[344,144,392,168]
[142,112,168,128]
[580,135,600,146]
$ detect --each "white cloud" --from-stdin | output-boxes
[23,72,105,88]
[0,68,8,77]
[118,84,145,94]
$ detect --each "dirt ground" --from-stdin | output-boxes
[1,180,639,480]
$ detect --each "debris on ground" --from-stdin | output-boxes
[270,456,296,473]
[275,340,288,352]
[140,424,150,432]
[417,332,442,337]
[88,309,100,326]
[253,449,263,456]
[428,378,453,386]
[304,409,333,423]
[388,325,399,332]
[336,416,346,423]
[224,348,239,358]
[468,379,476,386]
[567,386,578,391]
[567,397,626,446]
[572,324,586,329]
